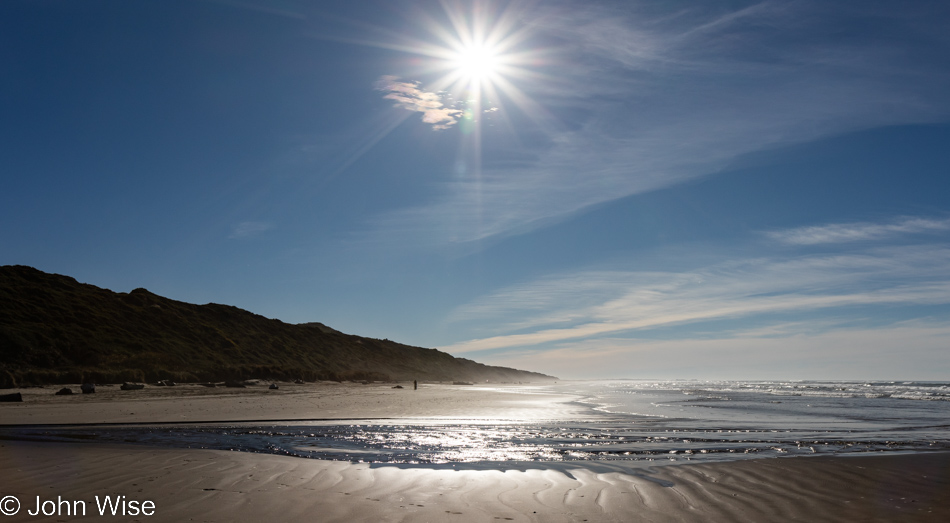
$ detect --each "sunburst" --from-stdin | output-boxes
[452,43,500,83]
[395,0,551,127]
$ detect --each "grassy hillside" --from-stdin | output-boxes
[0,265,554,387]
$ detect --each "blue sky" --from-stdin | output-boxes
[3,0,950,379]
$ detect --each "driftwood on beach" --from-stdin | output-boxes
[0,392,21,402]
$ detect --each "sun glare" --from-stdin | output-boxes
[372,0,553,134]
[453,44,499,81]
[396,1,546,105]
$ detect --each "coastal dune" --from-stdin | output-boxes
[1,442,948,522]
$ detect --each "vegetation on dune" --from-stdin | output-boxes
[0,265,554,387]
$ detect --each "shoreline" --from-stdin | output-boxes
[3,381,948,521]
[4,381,946,467]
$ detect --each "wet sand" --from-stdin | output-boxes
[1,383,948,521]
[1,441,947,522]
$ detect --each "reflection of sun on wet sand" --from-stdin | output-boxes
[3,442,949,522]
[2,383,949,522]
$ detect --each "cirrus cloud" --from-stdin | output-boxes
[442,218,950,354]
[766,217,950,245]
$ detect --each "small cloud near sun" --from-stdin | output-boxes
[375,75,462,130]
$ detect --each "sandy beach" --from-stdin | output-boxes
[0,382,585,425]
[1,383,948,522]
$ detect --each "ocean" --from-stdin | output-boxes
[6,380,949,470]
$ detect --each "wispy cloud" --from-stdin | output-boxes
[366,1,950,247]
[767,217,950,245]
[229,221,273,239]
[375,75,462,130]
[487,321,950,379]
[443,242,950,353]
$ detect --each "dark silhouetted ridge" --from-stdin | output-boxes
[0,265,555,387]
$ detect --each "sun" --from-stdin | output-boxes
[394,1,543,100]
[452,44,500,82]
[371,0,554,133]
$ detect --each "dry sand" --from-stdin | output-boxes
[0,382,587,425]
[2,383,948,522]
